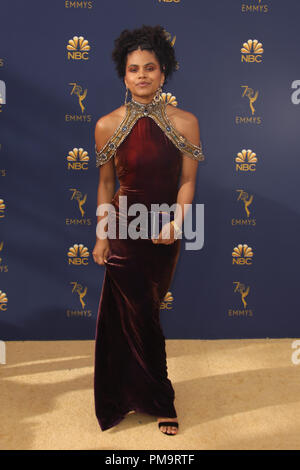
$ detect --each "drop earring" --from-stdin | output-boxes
[153,83,163,103]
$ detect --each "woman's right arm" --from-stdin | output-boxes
[92,116,116,266]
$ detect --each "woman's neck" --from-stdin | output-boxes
[131,94,156,105]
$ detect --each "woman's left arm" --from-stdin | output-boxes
[152,113,200,245]
[174,112,200,228]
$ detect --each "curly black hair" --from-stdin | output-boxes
[112,25,178,83]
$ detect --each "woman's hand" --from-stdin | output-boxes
[92,238,110,265]
[151,222,177,245]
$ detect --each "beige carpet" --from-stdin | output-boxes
[0,338,299,450]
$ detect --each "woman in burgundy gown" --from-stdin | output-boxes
[92,26,205,435]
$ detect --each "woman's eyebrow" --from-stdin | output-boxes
[128,62,156,67]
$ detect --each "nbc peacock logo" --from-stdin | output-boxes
[160,93,178,107]
[241,39,264,63]
[67,36,90,60]
[160,291,174,310]
[67,148,89,171]
[67,244,90,265]
[0,290,8,311]
[0,198,6,218]
[232,244,254,265]
[235,149,258,172]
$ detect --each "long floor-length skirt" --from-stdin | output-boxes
[94,224,181,431]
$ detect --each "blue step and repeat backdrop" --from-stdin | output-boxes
[0,0,300,340]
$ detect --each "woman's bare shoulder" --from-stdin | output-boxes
[165,104,198,128]
[95,105,127,150]
[95,105,126,134]
[164,104,200,145]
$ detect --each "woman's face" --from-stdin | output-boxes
[124,47,165,103]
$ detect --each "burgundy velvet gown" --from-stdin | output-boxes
[94,114,183,432]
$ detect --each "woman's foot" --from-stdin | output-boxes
[157,417,178,435]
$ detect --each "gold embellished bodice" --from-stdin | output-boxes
[95,98,205,167]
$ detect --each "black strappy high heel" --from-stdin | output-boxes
[158,421,179,435]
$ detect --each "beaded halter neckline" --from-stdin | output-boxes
[95,97,205,167]
[129,96,163,115]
